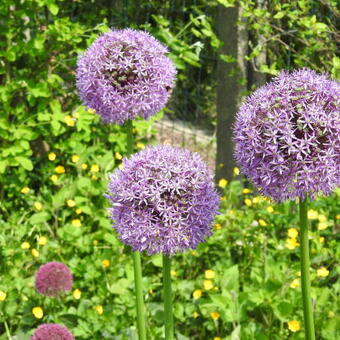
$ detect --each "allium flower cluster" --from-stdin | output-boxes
[35,262,73,297]
[234,68,340,202]
[76,28,176,124]
[31,323,74,340]
[106,145,219,255]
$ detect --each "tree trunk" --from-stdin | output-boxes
[216,3,248,181]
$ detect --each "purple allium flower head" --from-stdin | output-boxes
[233,68,340,202]
[31,323,74,340]
[76,28,176,124]
[35,262,73,297]
[106,145,219,255]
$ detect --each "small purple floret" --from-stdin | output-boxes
[31,323,74,340]
[233,68,340,202]
[106,145,220,255]
[35,262,73,297]
[76,28,176,124]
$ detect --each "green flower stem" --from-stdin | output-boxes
[299,197,315,340]
[163,255,174,340]
[126,120,147,340]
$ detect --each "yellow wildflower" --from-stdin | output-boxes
[170,270,177,277]
[90,164,100,173]
[21,242,30,249]
[318,221,329,231]
[34,202,42,211]
[203,280,214,290]
[48,152,56,161]
[95,305,103,315]
[218,178,228,188]
[91,175,98,180]
[21,187,30,194]
[319,237,325,243]
[55,165,65,174]
[214,223,222,230]
[290,279,300,289]
[205,270,215,279]
[328,311,335,318]
[266,206,274,213]
[242,188,252,194]
[318,214,327,222]
[38,236,47,246]
[191,251,198,256]
[285,238,299,250]
[193,311,199,319]
[64,115,75,126]
[317,267,329,277]
[288,320,300,332]
[193,289,202,300]
[137,142,145,149]
[288,228,298,238]
[81,163,88,170]
[50,174,58,182]
[0,290,6,301]
[76,208,82,215]
[32,306,44,319]
[72,219,81,227]
[252,196,261,204]
[31,249,39,258]
[244,198,252,207]
[67,199,76,207]
[118,163,124,169]
[258,219,267,227]
[336,214,340,220]
[72,155,80,163]
[73,289,81,300]
[115,152,123,160]
[102,259,110,268]
[88,108,96,114]
[307,209,318,220]
[73,111,80,118]
[210,312,220,320]
[233,167,240,176]
[214,338,221,340]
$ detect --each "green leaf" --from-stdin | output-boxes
[47,0,59,15]
[30,212,51,224]
[274,12,284,19]
[15,156,33,171]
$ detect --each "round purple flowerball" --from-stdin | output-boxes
[233,68,340,202]
[76,28,176,124]
[31,323,74,340]
[35,262,73,297]
[106,145,220,255]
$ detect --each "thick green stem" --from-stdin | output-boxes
[299,197,315,340]
[126,120,146,340]
[163,255,174,340]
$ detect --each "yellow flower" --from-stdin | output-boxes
[50,174,58,182]
[32,306,44,319]
[0,290,6,301]
[73,111,80,118]
[242,188,252,194]
[290,278,300,289]
[170,270,177,277]
[318,214,327,222]
[118,163,124,169]
[76,208,82,215]
[88,108,96,114]
[307,209,318,220]
[336,214,340,220]
[31,249,39,258]
[48,152,56,161]
[214,223,222,230]
[317,267,329,277]
[191,251,198,256]
[21,187,30,194]
[91,175,98,180]
[90,164,100,173]
[21,242,30,249]
[252,196,261,204]
[73,289,81,300]
[244,198,252,207]
[214,338,221,340]
[115,152,123,160]
[81,163,88,170]
[233,167,240,176]
[210,312,220,320]
[319,236,325,243]
[102,259,110,268]
[72,155,80,163]
[266,206,274,213]
[218,178,228,188]
[38,236,47,246]
[72,219,81,227]
[288,228,298,238]
[328,311,335,318]
[219,163,224,168]
[67,199,76,207]
[193,311,199,319]
[318,221,329,231]
[285,238,299,250]
[95,305,103,315]
[203,280,214,290]
[34,202,42,211]
[288,320,300,332]
[258,219,267,227]
[205,269,215,279]
[55,165,65,174]
[193,289,202,300]
[137,142,145,149]
[64,115,75,127]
